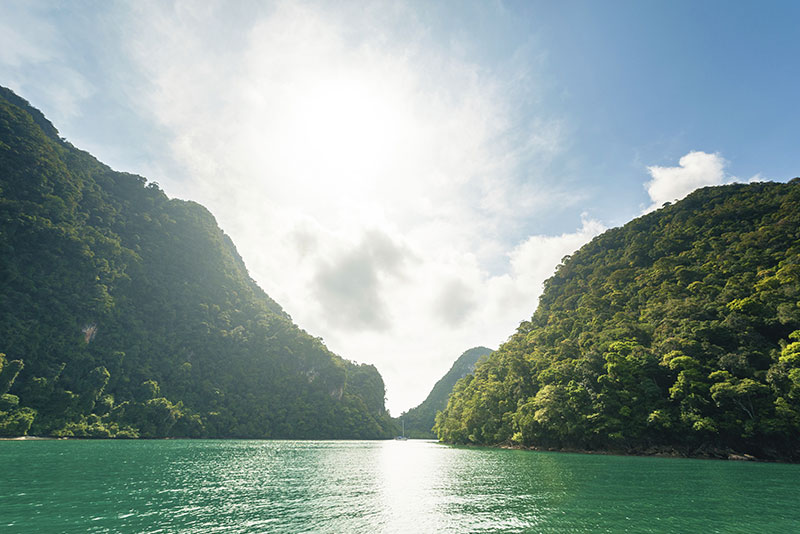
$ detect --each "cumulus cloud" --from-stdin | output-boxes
[644,151,728,212]
[312,231,409,332]
[510,216,607,286]
[313,255,389,331]
[433,279,477,328]
[361,215,606,412]
[484,216,607,321]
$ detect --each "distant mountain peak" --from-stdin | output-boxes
[398,346,493,438]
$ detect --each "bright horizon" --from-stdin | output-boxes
[2,0,798,414]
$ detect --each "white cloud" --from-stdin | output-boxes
[433,279,478,328]
[97,0,588,413]
[509,216,607,291]
[310,215,606,414]
[312,231,410,332]
[644,151,728,212]
[482,216,606,324]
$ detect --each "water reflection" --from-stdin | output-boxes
[375,441,579,532]
[3,439,800,533]
[377,439,446,532]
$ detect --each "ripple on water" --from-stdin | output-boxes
[2,440,800,533]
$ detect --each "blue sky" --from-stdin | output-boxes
[2,0,798,413]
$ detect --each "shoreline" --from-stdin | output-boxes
[1,436,792,462]
[513,446,758,462]
[455,441,791,463]
[0,436,59,441]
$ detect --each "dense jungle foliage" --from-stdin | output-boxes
[435,180,800,460]
[0,87,395,439]
[399,347,492,438]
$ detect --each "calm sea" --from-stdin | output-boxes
[1,439,798,533]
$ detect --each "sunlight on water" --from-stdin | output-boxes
[2,439,800,533]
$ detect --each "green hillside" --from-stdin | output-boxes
[435,181,800,460]
[400,346,492,438]
[0,87,394,439]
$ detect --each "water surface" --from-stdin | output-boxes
[1,439,798,533]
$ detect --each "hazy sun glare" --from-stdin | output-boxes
[288,78,409,190]
[120,1,601,414]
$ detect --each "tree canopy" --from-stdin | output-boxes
[435,179,800,460]
[399,347,492,438]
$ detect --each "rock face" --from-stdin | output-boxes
[435,180,800,462]
[0,86,395,439]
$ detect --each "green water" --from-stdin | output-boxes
[1,440,799,533]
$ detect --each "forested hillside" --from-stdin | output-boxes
[435,181,800,460]
[0,87,395,439]
[399,347,492,438]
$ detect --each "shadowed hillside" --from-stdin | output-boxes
[0,86,394,439]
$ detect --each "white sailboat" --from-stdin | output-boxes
[395,419,408,440]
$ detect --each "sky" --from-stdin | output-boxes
[2,0,799,414]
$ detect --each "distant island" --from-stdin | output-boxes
[435,180,800,462]
[0,86,395,439]
[398,347,492,438]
